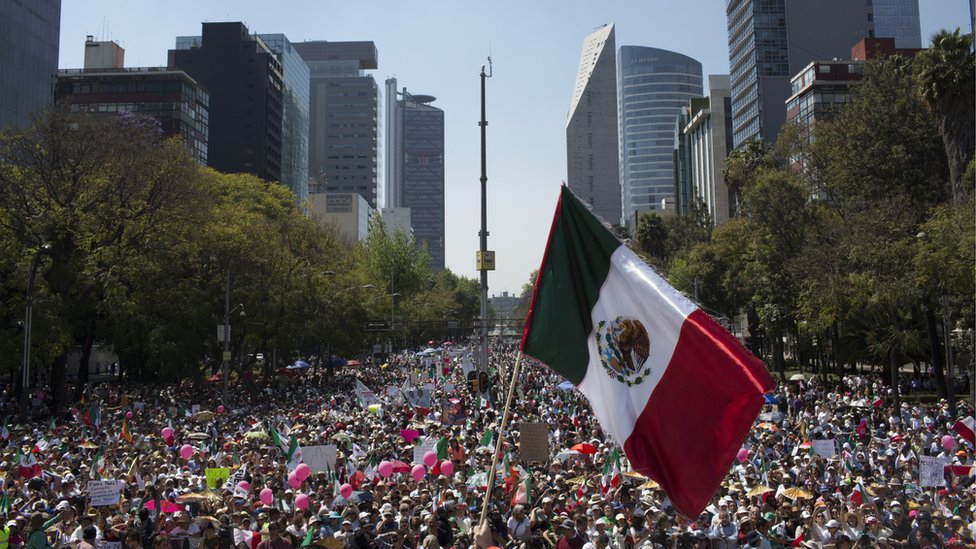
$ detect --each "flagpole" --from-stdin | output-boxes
[479,351,524,523]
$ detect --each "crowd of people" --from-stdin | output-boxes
[0,340,973,549]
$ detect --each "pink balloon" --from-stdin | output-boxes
[339,483,353,499]
[161,427,174,439]
[942,435,955,451]
[440,460,454,477]
[288,472,302,489]
[422,451,437,468]
[378,461,393,479]
[125,411,134,419]
[294,494,309,511]
[180,444,193,460]
[295,463,311,481]
[259,488,273,506]
[217,405,225,414]
[237,481,250,492]
[736,448,749,464]
[411,464,426,482]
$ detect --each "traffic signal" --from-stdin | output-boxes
[478,371,489,395]
[467,371,479,394]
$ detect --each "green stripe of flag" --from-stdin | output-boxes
[521,186,620,385]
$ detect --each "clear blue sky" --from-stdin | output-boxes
[59,1,972,296]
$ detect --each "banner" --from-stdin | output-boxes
[88,480,124,506]
[919,455,947,487]
[518,423,550,464]
[303,445,337,473]
[205,467,230,489]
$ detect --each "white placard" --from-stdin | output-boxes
[413,437,439,465]
[919,455,947,487]
[88,480,124,506]
[811,439,835,458]
[303,445,338,473]
[191,405,201,414]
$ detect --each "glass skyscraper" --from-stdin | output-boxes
[873,0,922,48]
[617,46,702,217]
[257,34,310,204]
[0,0,61,128]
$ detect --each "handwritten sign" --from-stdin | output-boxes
[811,439,835,458]
[919,455,947,487]
[205,467,230,489]
[518,423,550,464]
[88,480,124,506]
[303,445,337,473]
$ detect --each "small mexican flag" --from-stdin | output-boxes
[479,429,495,449]
[0,491,10,515]
[849,481,868,506]
[90,448,106,479]
[269,427,301,467]
[512,475,532,505]
[520,186,775,518]
[16,449,41,479]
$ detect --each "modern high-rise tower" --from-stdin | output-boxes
[618,46,702,220]
[566,24,621,225]
[294,41,380,208]
[385,78,445,271]
[726,0,878,148]
[169,23,284,186]
[0,0,61,128]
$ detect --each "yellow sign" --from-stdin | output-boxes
[476,250,496,271]
[205,468,230,489]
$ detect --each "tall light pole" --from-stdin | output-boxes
[389,292,401,353]
[21,243,51,422]
[478,59,493,380]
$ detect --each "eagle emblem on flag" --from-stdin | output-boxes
[596,316,650,386]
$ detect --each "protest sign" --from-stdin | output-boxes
[134,402,145,411]
[205,467,230,489]
[518,422,550,463]
[414,437,439,465]
[919,455,947,487]
[443,382,455,394]
[191,405,201,414]
[303,445,337,473]
[811,439,835,458]
[88,480,124,506]
[441,398,467,426]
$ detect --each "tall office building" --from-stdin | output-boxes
[169,23,283,186]
[385,78,445,271]
[873,0,921,48]
[684,75,734,225]
[672,105,693,216]
[618,46,702,221]
[566,24,621,225]
[0,0,61,128]
[294,41,380,208]
[726,0,879,148]
[174,30,309,201]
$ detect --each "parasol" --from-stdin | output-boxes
[747,485,774,497]
[570,443,597,455]
[756,422,780,432]
[555,450,581,462]
[244,431,269,440]
[79,442,99,449]
[782,487,813,500]
[186,432,211,440]
[789,374,806,382]
[191,411,215,422]
[390,460,411,473]
[637,479,660,490]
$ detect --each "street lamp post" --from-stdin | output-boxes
[389,292,401,354]
[478,59,493,382]
[21,243,51,422]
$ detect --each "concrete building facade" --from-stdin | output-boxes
[308,191,371,243]
[684,75,734,226]
[294,41,380,208]
[566,24,621,225]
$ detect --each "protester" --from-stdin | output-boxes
[0,339,973,549]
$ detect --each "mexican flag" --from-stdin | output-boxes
[90,448,106,479]
[520,186,775,518]
[16,449,41,479]
[269,427,301,468]
[953,417,975,446]
[849,481,868,506]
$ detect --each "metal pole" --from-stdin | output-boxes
[223,269,231,404]
[942,295,956,417]
[479,61,491,380]
[20,246,47,423]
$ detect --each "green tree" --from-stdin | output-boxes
[915,29,976,205]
